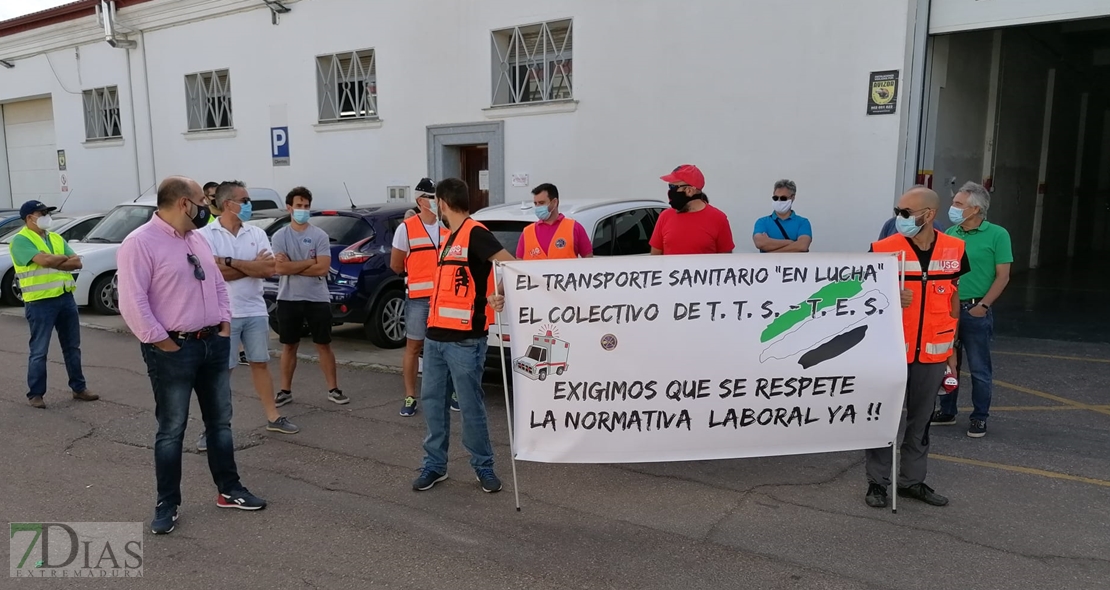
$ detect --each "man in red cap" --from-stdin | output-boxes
[650,164,734,255]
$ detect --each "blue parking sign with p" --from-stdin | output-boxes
[271,127,290,166]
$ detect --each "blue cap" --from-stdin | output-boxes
[19,200,56,220]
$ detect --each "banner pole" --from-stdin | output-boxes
[893,251,904,515]
[494,261,522,512]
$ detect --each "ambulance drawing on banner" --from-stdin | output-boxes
[513,331,570,381]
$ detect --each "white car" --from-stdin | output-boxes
[471,198,667,372]
[0,212,107,305]
[70,187,285,315]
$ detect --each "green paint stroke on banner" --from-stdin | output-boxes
[760,280,864,343]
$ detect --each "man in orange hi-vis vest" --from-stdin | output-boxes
[515,183,592,260]
[864,187,970,511]
[412,178,513,495]
[391,177,452,417]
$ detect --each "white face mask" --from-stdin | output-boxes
[773,199,793,214]
[36,215,54,230]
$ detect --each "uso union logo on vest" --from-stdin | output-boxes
[936,248,961,272]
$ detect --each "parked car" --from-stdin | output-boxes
[262,203,411,348]
[71,196,158,314]
[244,187,282,211]
[0,211,25,234]
[0,212,107,305]
[471,198,667,371]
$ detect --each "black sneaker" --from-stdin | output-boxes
[865,483,888,508]
[238,351,249,366]
[216,488,267,510]
[399,396,418,417]
[274,390,293,407]
[967,419,987,438]
[412,467,448,491]
[476,468,502,493]
[930,411,956,425]
[150,502,178,534]
[328,388,349,405]
[897,483,949,506]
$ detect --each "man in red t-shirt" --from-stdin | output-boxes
[650,164,734,255]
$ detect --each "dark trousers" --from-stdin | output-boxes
[25,292,86,398]
[865,362,946,488]
[140,335,243,507]
[939,305,994,422]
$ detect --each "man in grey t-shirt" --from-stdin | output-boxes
[272,187,346,406]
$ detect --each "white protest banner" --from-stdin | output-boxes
[499,253,907,464]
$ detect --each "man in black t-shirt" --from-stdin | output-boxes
[412,178,513,494]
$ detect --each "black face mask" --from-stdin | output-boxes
[188,199,211,230]
[668,188,696,211]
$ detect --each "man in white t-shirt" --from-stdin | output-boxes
[390,177,458,416]
[199,181,299,451]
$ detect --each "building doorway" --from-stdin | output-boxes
[427,121,504,212]
[460,144,489,212]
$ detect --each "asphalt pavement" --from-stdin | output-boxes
[1,315,1108,590]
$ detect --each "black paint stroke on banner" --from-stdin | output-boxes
[797,325,868,369]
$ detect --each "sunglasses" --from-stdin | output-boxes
[186,253,206,281]
[772,196,793,202]
[893,207,932,219]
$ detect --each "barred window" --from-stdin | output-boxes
[184,70,233,131]
[82,86,122,140]
[317,49,378,122]
[491,19,573,106]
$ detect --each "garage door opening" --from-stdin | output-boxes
[919,17,1110,342]
[2,97,58,209]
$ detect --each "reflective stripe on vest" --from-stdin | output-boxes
[870,231,965,364]
[9,227,76,302]
[521,217,577,260]
[427,218,495,332]
[403,215,449,299]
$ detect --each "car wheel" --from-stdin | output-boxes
[1,269,23,307]
[364,289,406,349]
[538,368,548,381]
[267,300,280,334]
[90,273,118,315]
[556,366,565,375]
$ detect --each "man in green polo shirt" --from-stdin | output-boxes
[931,182,1012,438]
[10,200,98,409]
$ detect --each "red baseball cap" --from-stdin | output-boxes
[660,164,705,190]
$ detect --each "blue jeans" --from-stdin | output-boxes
[940,304,993,422]
[140,335,244,507]
[24,292,86,398]
[420,337,494,473]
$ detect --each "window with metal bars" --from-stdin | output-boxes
[184,70,233,131]
[491,19,573,106]
[82,86,122,140]
[317,49,378,122]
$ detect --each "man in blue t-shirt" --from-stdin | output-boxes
[752,179,812,253]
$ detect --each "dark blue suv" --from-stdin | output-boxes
[262,203,411,349]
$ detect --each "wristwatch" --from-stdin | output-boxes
[224,257,233,268]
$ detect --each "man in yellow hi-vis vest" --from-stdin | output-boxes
[9,201,98,409]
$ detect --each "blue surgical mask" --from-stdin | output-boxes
[948,206,964,224]
[292,209,311,224]
[534,205,551,221]
[428,198,438,215]
[895,215,922,238]
[236,201,253,222]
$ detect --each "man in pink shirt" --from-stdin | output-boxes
[515,183,592,260]
[117,176,266,535]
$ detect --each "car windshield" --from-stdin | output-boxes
[83,206,155,243]
[0,222,26,243]
[526,345,544,361]
[482,220,530,254]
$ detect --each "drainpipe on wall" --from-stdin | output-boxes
[898,0,932,196]
[98,0,149,197]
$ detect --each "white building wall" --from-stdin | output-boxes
[2,0,917,252]
[0,41,141,211]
